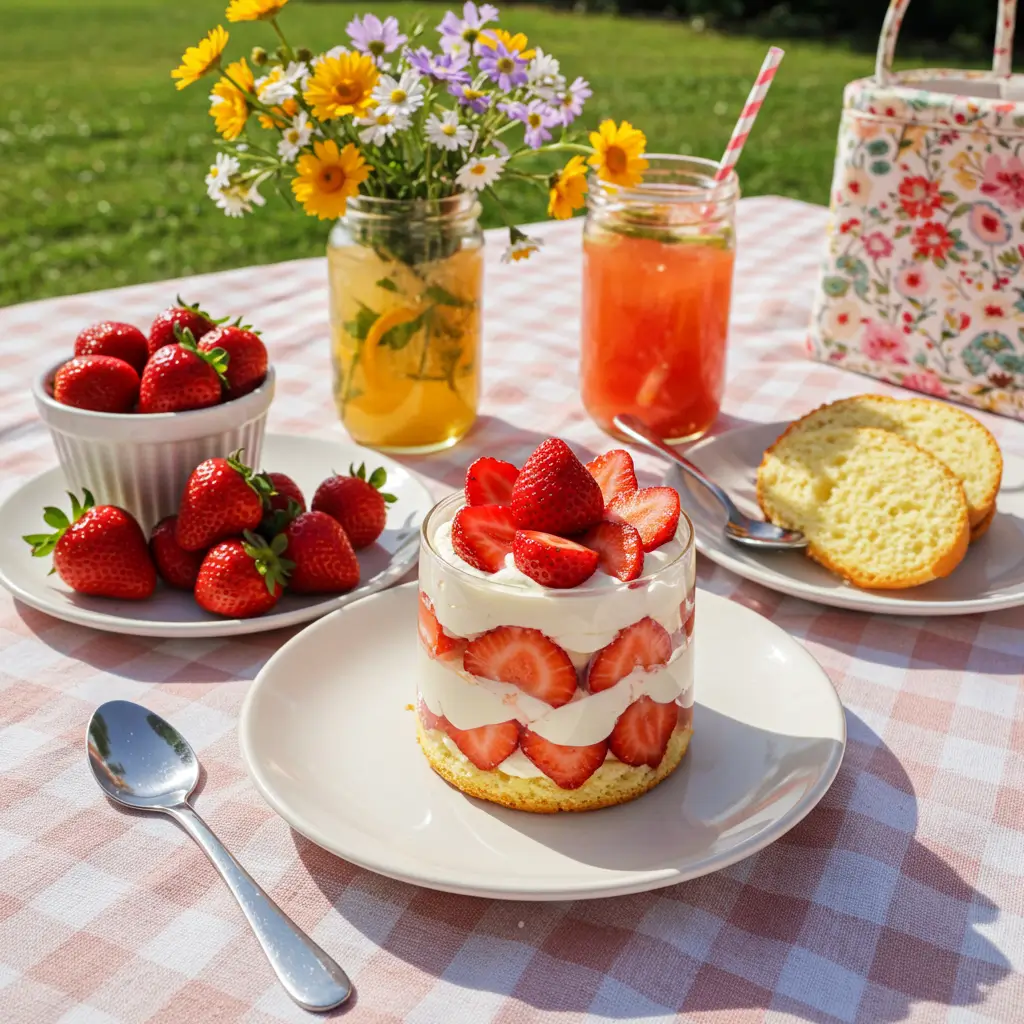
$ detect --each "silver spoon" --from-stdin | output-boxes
[612,413,807,550]
[87,700,352,1013]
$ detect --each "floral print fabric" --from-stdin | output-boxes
[809,72,1024,418]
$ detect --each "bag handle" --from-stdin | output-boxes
[876,0,1017,82]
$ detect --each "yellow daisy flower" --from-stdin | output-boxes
[548,155,589,220]
[209,58,254,140]
[303,52,379,121]
[479,28,535,60]
[588,120,648,188]
[226,0,289,22]
[258,96,299,130]
[291,139,370,220]
[172,26,229,91]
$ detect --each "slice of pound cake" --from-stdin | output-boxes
[757,426,970,589]
[783,394,1002,530]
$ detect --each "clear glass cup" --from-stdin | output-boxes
[328,194,482,454]
[414,492,697,811]
[581,155,739,444]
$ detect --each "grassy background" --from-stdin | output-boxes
[0,0,880,307]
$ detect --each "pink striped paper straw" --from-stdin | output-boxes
[715,46,785,183]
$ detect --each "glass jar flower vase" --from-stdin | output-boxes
[328,194,483,453]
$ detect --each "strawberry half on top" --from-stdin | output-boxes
[463,625,577,707]
[605,486,681,552]
[585,449,638,508]
[451,504,516,573]
[24,489,156,600]
[138,327,229,414]
[465,457,518,506]
[148,297,219,357]
[510,438,603,536]
[512,530,598,589]
[175,450,274,552]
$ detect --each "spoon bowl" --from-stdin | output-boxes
[612,414,807,551]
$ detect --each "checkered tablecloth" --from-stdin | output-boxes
[1,196,1022,1024]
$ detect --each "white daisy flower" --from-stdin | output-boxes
[277,112,312,162]
[370,70,424,116]
[425,110,472,151]
[455,154,507,191]
[502,233,543,263]
[491,137,509,158]
[214,179,265,218]
[204,153,239,198]
[356,108,411,146]
[256,72,296,106]
[527,48,564,100]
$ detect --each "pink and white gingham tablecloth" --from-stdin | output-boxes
[1,197,1023,1024]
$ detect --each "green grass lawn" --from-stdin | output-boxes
[0,0,879,307]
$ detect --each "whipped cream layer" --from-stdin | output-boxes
[421,511,694,654]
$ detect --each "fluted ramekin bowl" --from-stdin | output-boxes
[33,362,275,533]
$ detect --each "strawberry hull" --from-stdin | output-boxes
[414,491,697,813]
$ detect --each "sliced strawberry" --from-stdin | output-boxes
[417,591,466,660]
[465,457,519,506]
[585,449,638,507]
[464,625,577,707]
[446,720,520,770]
[417,698,449,733]
[606,486,681,552]
[451,504,516,573]
[579,521,644,581]
[587,617,672,693]
[512,530,598,589]
[609,697,678,767]
[520,729,607,789]
[511,438,604,536]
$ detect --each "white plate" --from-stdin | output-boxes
[239,582,845,901]
[0,434,431,638]
[666,421,1024,616]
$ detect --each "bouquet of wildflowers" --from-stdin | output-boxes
[172,0,649,262]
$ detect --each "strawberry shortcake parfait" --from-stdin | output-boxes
[417,437,695,813]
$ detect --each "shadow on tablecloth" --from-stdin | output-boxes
[291,708,1010,1022]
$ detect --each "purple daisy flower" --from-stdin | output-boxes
[479,40,527,91]
[448,81,492,114]
[406,47,471,85]
[346,14,407,61]
[438,2,500,54]
[552,76,592,127]
[502,99,558,149]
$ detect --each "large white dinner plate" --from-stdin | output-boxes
[0,434,431,638]
[239,582,845,901]
[666,421,1024,616]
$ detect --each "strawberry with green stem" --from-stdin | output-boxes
[311,463,397,549]
[148,296,221,357]
[138,326,230,414]
[194,530,293,618]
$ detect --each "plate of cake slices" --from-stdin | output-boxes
[667,395,1024,615]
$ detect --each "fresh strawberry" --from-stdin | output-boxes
[605,486,681,552]
[450,504,516,573]
[520,730,607,789]
[585,449,638,507]
[148,297,218,356]
[579,521,644,581]
[282,511,360,594]
[24,490,155,600]
[587,617,672,693]
[512,530,598,588]
[417,697,448,733]
[74,321,148,373]
[138,328,228,414]
[149,515,204,590]
[52,356,139,414]
[198,322,267,398]
[193,531,290,618]
[418,591,466,661]
[266,472,306,514]
[510,438,603,535]
[609,697,678,767]
[465,457,519,506]
[176,450,274,552]
[463,625,577,707]
[311,463,396,549]
[446,720,520,771]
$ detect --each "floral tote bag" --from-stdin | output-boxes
[808,0,1024,419]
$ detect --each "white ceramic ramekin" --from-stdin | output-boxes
[33,362,276,533]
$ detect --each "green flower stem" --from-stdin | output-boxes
[512,141,593,161]
[268,18,294,62]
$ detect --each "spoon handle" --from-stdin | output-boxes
[612,414,744,520]
[167,803,351,1012]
